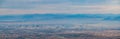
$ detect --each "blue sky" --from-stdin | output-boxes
[0,0,120,15]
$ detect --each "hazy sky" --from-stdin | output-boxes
[0,0,120,15]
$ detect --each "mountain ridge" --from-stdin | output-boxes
[0,14,120,22]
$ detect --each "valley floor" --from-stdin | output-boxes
[0,30,120,39]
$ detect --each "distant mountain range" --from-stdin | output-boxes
[0,14,120,22]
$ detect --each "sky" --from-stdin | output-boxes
[0,0,120,15]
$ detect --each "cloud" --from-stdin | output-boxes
[0,0,120,15]
[106,0,120,5]
[0,5,120,15]
[1,0,117,9]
